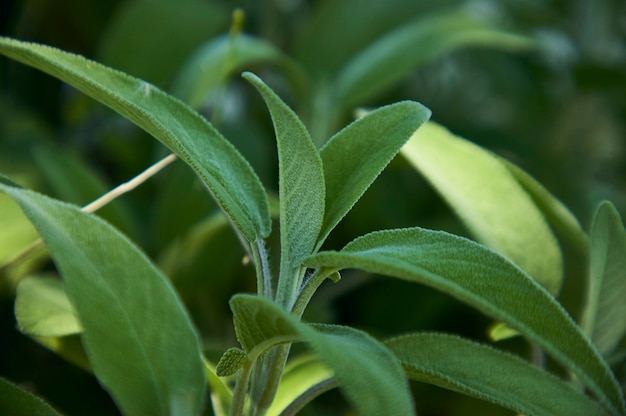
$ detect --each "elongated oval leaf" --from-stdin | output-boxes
[15,275,82,337]
[335,10,534,109]
[243,73,325,307]
[318,101,430,245]
[173,33,305,109]
[582,202,626,357]
[402,121,563,294]
[230,294,415,416]
[386,333,611,416]
[0,183,207,416]
[0,37,270,243]
[0,377,62,416]
[305,228,625,416]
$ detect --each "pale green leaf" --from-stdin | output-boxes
[230,294,415,416]
[243,73,325,307]
[173,33,305,108]
[318,101,430,245]
[500,157,588,255]
[0,183,207,416]
[402,121,563,294]
[0,193,39,266]
[582,202,626,357]
[305,228,624,416]
[386,333,611,416]
[0,36,270,243]
[267,355,334,416]
[204,358,233,416]
[0,377,62,416]
[335,10,534,109]
[33,335,91,372]
[15,275,82,337]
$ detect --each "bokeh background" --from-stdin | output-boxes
[1,0,625,414]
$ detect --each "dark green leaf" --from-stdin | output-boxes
[0,377,62,416]
[0,37,271,243]
[318,101,430,245]
[243,73,325,307]
[230,294,415,416]
[582,202,626,357]
[305,227,624,416]
[335,10,534,109]
[0,183,207,416]
[386,333,611,416]
[402,121,563,294]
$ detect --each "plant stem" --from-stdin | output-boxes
[230,358,254,416]
[1,153,177,274]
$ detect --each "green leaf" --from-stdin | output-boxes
[0,377,62,416]
[318,101,430,245]
[32,145,137,238]
[500,158,588,256]
[230,294,415,416]
[216,348,248,377]
[0,183,207,416]
[334,10,534,109]
[97,0,228,86]
[402,121,563,295]
[267,355,334,416]
[582,202,626,357]
[204,358,233,416]
[173,33,305,109]
[0,192,39,267]
[305,228,625,416]
[0,36,270,243]
[15,275,82,337]
[386,333,611,416]
[243,73,325,307]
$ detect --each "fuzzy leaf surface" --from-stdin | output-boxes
[318,101,430,245]
[305,227,625,416]
[0,377,62,416]
[386,333,611,416]
[244,73,325,306]
[0,36,270,243]
[0,184,207,416]
[230,294,415,415]
[402,121,562,294]
[582,202,626,357]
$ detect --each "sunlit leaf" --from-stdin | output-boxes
[15,275,81,337]
[0,377,62,416]
[335,10,534,109]
[582,202,626,357]
[267,355,334,416]
[402,121,563,294]
[230,294,415,416]
[305,227,625,416]
[318,101,430,245]
[386,333,611,416]
[0,36,271,243]
[243,73,325,307]
[0,183,207,416]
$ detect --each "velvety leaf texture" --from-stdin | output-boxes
[583,202,626,357]
[0,36,270,243]
[230,295,415,416]
[0,184,207,416]
[402,121,563,295]
[243,72,325,307]
[386,333,611,416]
[305,227,625,416]
[318,101,430,245]
[0,377,62,416]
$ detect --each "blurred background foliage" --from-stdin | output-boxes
[0,0,625,415]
